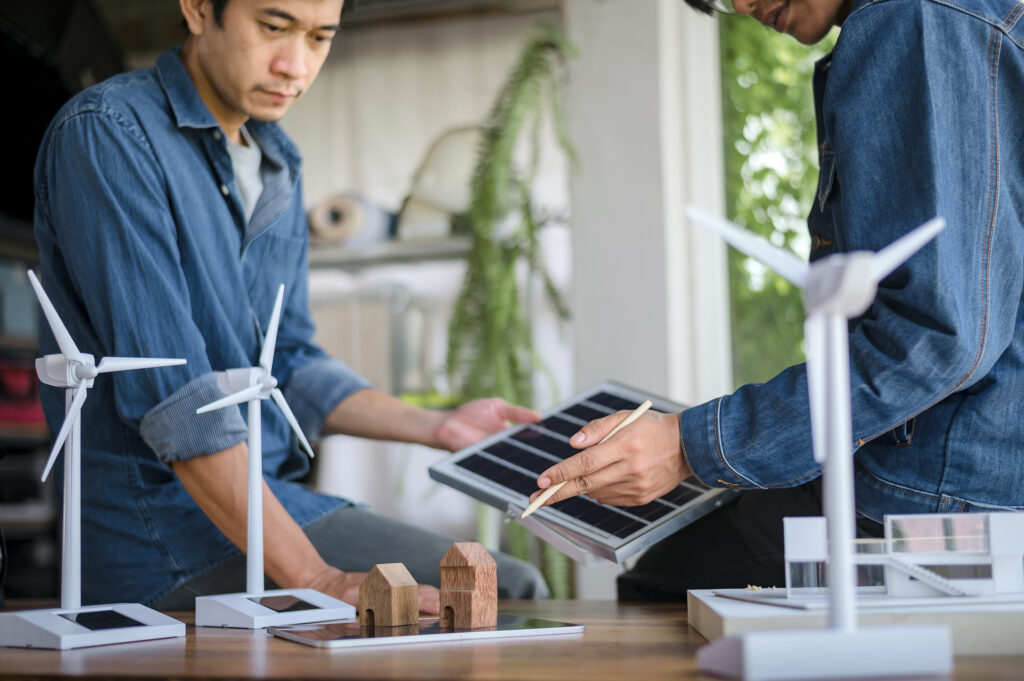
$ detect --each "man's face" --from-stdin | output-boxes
[187,0,343,123]
[731,0,853,45]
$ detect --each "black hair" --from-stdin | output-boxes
[210,0,228,27]
[184,0,353,33]
[681,0,717,15]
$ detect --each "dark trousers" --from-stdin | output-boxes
[617,479,883,601]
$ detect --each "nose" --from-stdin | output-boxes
[732,0,757,16]
[270,38,310,82]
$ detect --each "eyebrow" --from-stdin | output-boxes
[260,8,340,31]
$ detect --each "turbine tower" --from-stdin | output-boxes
[686,207,952,680]
[0,270,186,649]
[193,284,355,628]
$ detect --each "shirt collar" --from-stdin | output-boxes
[155,46,302,171]
[155,46,220,131]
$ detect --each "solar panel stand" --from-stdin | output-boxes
[506,504,602,566]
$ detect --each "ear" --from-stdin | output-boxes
[179,0,211,37]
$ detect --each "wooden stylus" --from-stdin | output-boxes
[520,399,653,519]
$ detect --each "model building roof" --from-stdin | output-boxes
[440,542,496,567]
[365,563,417,588]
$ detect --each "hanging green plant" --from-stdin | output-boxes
[446,22,575,408]
[445,23,577,600]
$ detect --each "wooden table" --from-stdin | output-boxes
[0,600,1021,680]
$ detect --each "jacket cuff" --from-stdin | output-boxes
[678,397,750,489]
[140,373,249,465]
[283,357,373,441]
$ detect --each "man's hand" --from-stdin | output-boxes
[528,410,691,507]
[305,565,441,615]
[433,397,540,452]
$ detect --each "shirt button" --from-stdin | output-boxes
[213,130,222,141]
[220,184,230,196]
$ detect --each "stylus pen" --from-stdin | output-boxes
[520,399,653,518]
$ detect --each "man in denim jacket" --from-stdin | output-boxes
[530,0,1024,599]
[33,0,548,609]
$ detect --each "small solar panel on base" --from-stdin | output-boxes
[429,381,739,563]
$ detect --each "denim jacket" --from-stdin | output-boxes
[680,0,1024,520]
[33,48,371,605]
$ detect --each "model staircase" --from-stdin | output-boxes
[883,554,969,596]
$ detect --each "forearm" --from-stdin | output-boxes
[323,388,446,448]
[171,442,329,588]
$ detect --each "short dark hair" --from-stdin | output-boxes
[681,0,716,15]
[186,0,353,32]
[210,0,229,26]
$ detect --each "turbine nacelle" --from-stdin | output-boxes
[804,252,878,318]
[36,354,97,389]
[198,284,314,460]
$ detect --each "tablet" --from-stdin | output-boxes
[269,615,584,649]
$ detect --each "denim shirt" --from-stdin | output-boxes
[33,47,372,605]
[680,0,1024,520]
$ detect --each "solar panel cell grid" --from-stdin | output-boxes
[586,391,642,412]
[661,485,702,507]
[538,415,581,438]
[512,428,576,460]
[483,443,553,475]
[562,403,608,423]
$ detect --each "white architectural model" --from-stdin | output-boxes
[685,207,952,681]
[0,271,186,649]
[785,512,1024,599]
[194,284,355,628]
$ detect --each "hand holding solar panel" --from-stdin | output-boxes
[429,383,736,563]
[528,401,689,509]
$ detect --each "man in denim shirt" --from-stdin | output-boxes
[529,0,1024,600]
[33,0,547,609]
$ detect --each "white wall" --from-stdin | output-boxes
[564,0,730,598]
[282,10,566,212]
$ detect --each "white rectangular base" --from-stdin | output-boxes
[0,603,185,650]
[697,626,951,681]
[688,588,1024,655]
[195,588,356,629]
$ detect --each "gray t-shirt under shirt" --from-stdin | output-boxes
[225,124,263,223]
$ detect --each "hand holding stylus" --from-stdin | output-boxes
[522,400,655,518]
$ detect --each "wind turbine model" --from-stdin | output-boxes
[194,284,356,628]
[684,207,953,681]
[0,270,186,649]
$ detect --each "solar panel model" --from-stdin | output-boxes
[428,381,739,564]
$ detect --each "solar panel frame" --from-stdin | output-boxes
[428,380,739,563]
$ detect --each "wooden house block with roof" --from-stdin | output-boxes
[439,542,497,630]
[358,563,419,628]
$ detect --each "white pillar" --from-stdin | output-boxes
[564,0,731,598]
[564,0,730,407]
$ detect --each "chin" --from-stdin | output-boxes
[248,109,288,123]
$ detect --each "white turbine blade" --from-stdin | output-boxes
[96,356,187,373]
[871,217,945,282]
[259,285,286,373]
[196,384,264,414]
[804,315,829,464]
[685,206,808,288]
[41,384,88,482]
[271,388,315,458]
[26,270,83,362]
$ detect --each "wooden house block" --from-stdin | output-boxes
[358,563,419,628]
[439,542,497,630]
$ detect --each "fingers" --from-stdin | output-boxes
[568,410,631,449]
[531,456,631,507]
[417,584,440,615]
[502,402,542,424]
